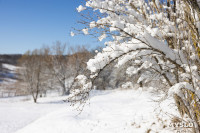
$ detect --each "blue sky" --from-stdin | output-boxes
[0,0,100,54]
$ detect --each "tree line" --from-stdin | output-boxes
[18,42,92,103]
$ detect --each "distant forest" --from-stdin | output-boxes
[0,54,22,65]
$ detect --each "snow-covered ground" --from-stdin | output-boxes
[0,95,68,133]
[0,63,20,98]
[0,63,18,85]
[0,89,181,133]
[2,64,20,71]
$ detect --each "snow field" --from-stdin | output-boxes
[14,89,178,133]
[0,95,68,133]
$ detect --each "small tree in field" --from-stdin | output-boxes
[19,49,45,103]
[69,0,200,132]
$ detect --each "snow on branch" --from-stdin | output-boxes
[168,82,194,98]
[70,1,200,128]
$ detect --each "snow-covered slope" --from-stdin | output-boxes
[2,64,19,71]
[0,95,68,133]
[0,63,20,97]
[0,63,19,84]
[15,89,178,133]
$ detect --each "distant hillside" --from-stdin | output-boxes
[0,54,21,85]
[0,54,22,65]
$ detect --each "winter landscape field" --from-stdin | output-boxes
[1,0,200,133]
[0,67,178,133]
[0,63,193,133]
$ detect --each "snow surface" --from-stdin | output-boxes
[1,63,18,82]
[2,64,19,71]
[0,63,18,90]
[9,89,178,133]
[0,95,68,133]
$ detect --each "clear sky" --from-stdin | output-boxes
[0,0,100,54]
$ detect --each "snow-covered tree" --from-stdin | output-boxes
[69,0,200,132]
